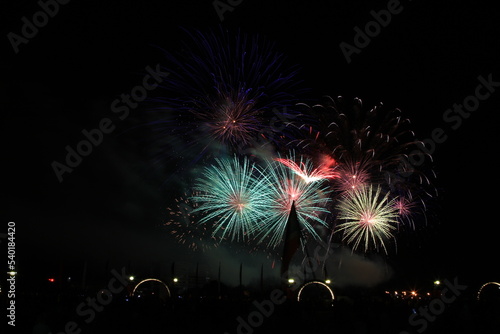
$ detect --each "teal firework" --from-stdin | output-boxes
[191,156,271,241]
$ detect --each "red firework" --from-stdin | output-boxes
[274,153,339,183]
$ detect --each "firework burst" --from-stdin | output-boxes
[292,96,436,230]
[335,185,400,253]
[165,193,218,251]
[190,156,271,241]
[333,158,371,192]
[295,96,426,181]
[200,89,262,149]
[148,27,303,157]
[256,152,332,248]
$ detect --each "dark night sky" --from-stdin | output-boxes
[2,0,500,290]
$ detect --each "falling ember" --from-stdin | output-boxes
[165,192,219,252]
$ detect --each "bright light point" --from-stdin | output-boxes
[236,203,245,211]
[288,278,295,284]
[325,279,331,284]
[48,278,55,282]
[360,213,376,226]
[434,280,441,285]
[7,271,16,276]
[129,276,135,281]
[173,278,178,283]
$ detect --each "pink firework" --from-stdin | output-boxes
[255,154,332,248]
[392,196,418,229]
[274,153,339,183]
[197,89,262,149]
[333,159,370,193]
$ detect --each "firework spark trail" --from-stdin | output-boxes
[291,96,436,233]
[322,97,419,177]
[335,185,400,253]
[195,89,262,148]
[294,96,431,181]
[332,159,371,193]
[190,156,272,242]
[165,193,218,251]
[160,88,434,255]
[256,153,332,248]
[147,27,303,156]
[274,153,339,183]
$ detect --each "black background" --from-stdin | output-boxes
[2,0,500,296]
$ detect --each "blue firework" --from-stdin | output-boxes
[148,27,304,157]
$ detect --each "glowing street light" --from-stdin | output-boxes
[288,278,295,284]
[325,279,331,284]
[129,276,135,281]
[173,277,178,283]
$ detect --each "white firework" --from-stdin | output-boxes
[335,185,399,253]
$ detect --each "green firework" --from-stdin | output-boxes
[191,156,271,241]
